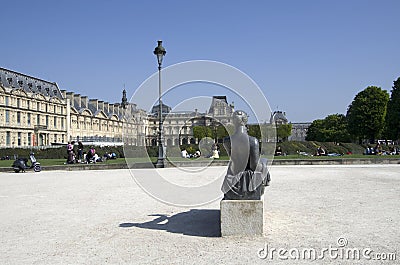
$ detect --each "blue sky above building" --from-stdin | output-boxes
[2,0,399,122]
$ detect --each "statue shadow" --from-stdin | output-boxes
[119,209,221,237]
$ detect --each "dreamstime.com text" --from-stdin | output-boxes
[257,237,397,261]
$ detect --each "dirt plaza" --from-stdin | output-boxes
[0,165,399,264]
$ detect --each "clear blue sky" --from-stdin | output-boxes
[2,0,399,122]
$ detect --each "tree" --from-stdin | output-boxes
[306,114,351,142]
[276,123,292,142]
[193,126,212,140]
[247,124,261,139]
[346,86,389,143]
[384,77,400,141]
[216,124,234,139]
[305,119,324,141]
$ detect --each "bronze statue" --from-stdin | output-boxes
[221,110,270,200]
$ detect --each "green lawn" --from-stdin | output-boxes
[273,154,400,159]
[0,158,127,168]
[2,154,399,168]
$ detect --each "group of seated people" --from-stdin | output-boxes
[83,146,101,163]
[277,146,338,157]
[364,144,399,155]
[272,143,400,157]
[181,143,220,159]
[181,149,202,159]
[66,142,117,164]
[84,148,117,163]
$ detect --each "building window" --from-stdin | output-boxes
[28,132,31,146]
[27,113,31,126]
[27,100,30,109]
[6,131,11,146]
[5,110,10,124]
[61,118,64,129]
[54,116,57,128]
[17,112,21,125]
[45,104,48,112]
[18,132,21,146]
[54,134,57,143]
[37,102,40,111]
[17,98,21,108]
[5,96,9,106]
[37,114,40,125]
[46,115,49,126]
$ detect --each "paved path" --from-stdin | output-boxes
[0,165,399,264]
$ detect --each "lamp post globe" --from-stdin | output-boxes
[154,40,166,68]
[154,40,166,168]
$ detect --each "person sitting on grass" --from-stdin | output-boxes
[211,148,219,159]
[275,146,283,156]
[181,149,190,158]
[193,150,201,158]
[86,146,96,163]
[316,146,326,156]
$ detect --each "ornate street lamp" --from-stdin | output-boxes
[154,40,166,168]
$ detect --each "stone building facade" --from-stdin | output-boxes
[147,96,234,146]
[0,67,310,148]
[0,68,67,147]
[270,110,310,141]
[63,91,147,146]
[0,67,146,148]
[289,123,311,141]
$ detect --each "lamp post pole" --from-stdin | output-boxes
[272,111,278,143]
[154,40,166,168]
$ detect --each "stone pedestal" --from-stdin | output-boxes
[220,199,264,237]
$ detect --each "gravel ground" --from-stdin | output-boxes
[0,165,399,264]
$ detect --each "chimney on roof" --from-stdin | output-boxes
[81,96,88,109]
[66,92,74,103]
[98,101,104,112]
[60,90,67,99]
[114,103,120,116]
[104,102,109,113]
[73,94,82,109]
[89,99,98,111]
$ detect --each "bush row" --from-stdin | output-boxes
[2,141,392,160]
[0,146,126,160]
[276,141,369,155]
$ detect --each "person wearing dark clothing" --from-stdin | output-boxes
[77,141,84,162]
[86,146,96,163]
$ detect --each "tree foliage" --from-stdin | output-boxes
[306,114,351,142]
[384,77,400,141]
[193,126,212,140]
[193,124,234,141]
[346,86,389,143]
[247,124,261,139]
[216,125,229,139]
[276,123,292,142]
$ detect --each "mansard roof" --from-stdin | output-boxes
[0,67,64,100]
[151,102,172,115]
[270,111,288,123]
[208,95,229,114]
